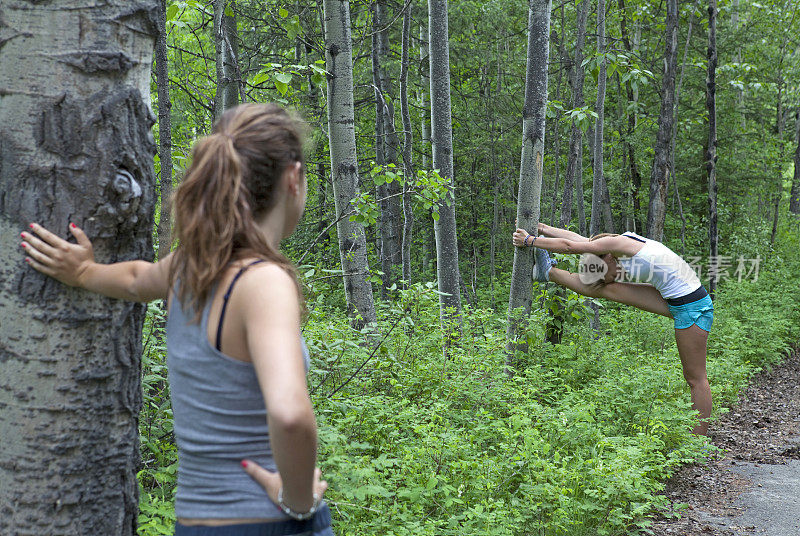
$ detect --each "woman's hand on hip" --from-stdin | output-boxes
[241,459,328,511]
[21,223,95,287]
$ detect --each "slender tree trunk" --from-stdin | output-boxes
[618,0,642,232]
[670,10,693,256]
[590,0,608,236]
[770,193,781,246]
[548,10,566,223]
[706,0,719,297]
[560,0,589,229]
[213,0,241,121]
[323,0,377,327]
[506,0,552,361]
[646,0,678,241]
[428,0,462,323]
[156,0,173,261]
[0,1,158,532]
[419,24,434,273]
[400,5,413,284]
[790,111,800,214]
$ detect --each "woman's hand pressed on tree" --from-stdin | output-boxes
[21,223,95,287]
[512,228,535,247]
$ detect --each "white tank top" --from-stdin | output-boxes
[615,232,702,299]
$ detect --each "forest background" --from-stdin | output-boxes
[1,0,799,534]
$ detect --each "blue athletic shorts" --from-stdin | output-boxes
[174,503,334,536]
[667,294,714,332]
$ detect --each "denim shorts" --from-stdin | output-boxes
[667,294,714,332]
[174,503,334,536]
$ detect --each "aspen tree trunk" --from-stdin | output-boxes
[156,0,173,260]
[419,24,434,273]
[548,14,566,223]
[790,112,800,214]
[646,0,678,241]
[618,0,642,232]
[428,0,462,321]
[323,0,377,327]
[371,0,388,292]
[0,1,158,533]
[706,0,719,297]
[213,0,241,121]
[560,0,589,229]
[400,5,414,284]
[670,12,693,256]
[590,0,609,236]
[506,0,552,361]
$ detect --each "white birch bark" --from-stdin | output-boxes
[323,0,377,327]
[0,1,158,532]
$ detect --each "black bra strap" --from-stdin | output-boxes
[216,260,266,351]
[623,233,646,243]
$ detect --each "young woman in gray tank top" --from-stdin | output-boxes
[513,223,714,436]
[21,104,334,535]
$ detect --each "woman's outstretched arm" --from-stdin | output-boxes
[538,223,590,242]
[21,223,171,302]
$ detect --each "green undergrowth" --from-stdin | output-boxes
[137,225,800,536]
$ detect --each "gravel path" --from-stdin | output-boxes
[647,349,800,535]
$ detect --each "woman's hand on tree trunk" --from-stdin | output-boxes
[21,223,95,288]
[513,228,534,247]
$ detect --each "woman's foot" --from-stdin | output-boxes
[533,248,553,282]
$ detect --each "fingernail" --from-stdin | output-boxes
[20,232,25,238]
[241,460,249,468]
[25,258,31,264]
[70,223,76,229]
[29,223,35,229]
[21,243,26,248]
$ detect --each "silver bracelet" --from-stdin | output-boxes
[277,487,321,521]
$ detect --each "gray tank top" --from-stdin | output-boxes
[166,280,310,519]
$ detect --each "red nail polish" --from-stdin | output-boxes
[21,243,26,248]
[70,223,76,229]
[241,460,249,468]
[29,224,34,229]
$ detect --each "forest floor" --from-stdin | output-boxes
[648,347,800,535]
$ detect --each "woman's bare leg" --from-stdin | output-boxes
[548,268,672,317]
[674,324,712,436]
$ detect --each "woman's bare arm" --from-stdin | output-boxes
[538,223,590,242]
[21,223,171,302]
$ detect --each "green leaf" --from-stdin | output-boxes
[224,5,233,17]
[278,7,289,17]
[166,4,179,21]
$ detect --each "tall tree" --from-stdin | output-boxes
[618,0,643,232]
[400,4,414,284]
[590,0,610,236]
[706,0,719,297]
[0,1,158,533]
[428,0,462,321]
[156,0,173,260]
[645,0,678,241]
[372,0,402,292]
[560,0,590,229]
[507,0,552,357]
[213,0,241,121]
[419,24,434,273]
[790,111,800,214]
[323,0,377,326]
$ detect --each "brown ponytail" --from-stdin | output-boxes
[169,103,306,321]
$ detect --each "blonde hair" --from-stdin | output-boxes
[169,103,306,322]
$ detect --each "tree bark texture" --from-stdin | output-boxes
[323,0,377,326]
[706,0,719,296]
[372,0,402,291]
[428,0,462,318]
[618,0,642,233]
[590,0,608,237]
[156,0,173,260]
[213,0,241,121]
[645,0,678,241]
[790,112,800,214]
[400,5,414,284]
[506,0,552,358]
[560,0,589,229]
[0,1,158,533]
